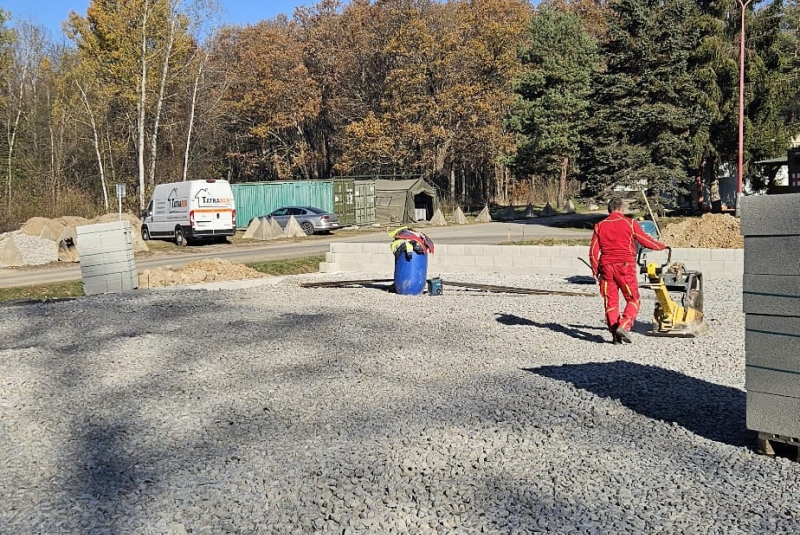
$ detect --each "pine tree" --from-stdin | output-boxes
[509,7,598,209]
[580,0,712,205]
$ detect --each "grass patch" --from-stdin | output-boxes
[502,238,592,247]
[246,254,326,276]
[138,239,177,253]
[0,280,85,304]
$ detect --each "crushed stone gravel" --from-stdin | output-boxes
[1,272,797,534]
[1,230,59,266]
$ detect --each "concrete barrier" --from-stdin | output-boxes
[319,243,743,279]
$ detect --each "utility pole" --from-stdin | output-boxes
[737,0,753,203]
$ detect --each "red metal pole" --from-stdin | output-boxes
[738,0,752,196]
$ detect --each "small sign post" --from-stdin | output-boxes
[115,183,126,221]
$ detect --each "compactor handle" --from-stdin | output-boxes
[638,246,672,274]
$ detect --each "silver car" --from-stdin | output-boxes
[263,206,341,235]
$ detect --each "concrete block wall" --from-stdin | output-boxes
[319,243,743,279]
[740,192,800,439]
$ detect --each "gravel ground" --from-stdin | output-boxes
[1,273,798,535]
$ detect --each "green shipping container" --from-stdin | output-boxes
[231,180,334,229]
[354,180,376,225]
[333,178,375,226]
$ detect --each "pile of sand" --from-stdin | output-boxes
[19,216,92,239]
[661,213,743,249]
[138,258,264,289]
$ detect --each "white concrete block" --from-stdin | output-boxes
[492,257,514,270]
[511,256,536,268]
[329,242,358,253]
[549,257,574,270]
[318,262,338,273]
[498,245,522,257]
[710,249,725,261]
[442,244,466,256]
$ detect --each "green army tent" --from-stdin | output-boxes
[374,178,440,224]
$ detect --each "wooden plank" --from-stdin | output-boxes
[757,432,800,461]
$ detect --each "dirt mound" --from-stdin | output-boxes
[661,213,743,249]
[93,212,141,227]
[20,217,66,240]
[13,213,148,263]
[55,216,93,228]
[138,258,264,289]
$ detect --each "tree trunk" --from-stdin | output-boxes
[449,166,455,201]
[149,15,176,189]
[137,0,150,210]
[461,163,466,201]
[77,81,109,210]
[183,52,205,182]
[434,138,452,187]
[558,155,568,209]
[5,59,26,210]
[105,131,117,187]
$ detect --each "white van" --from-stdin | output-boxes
[140,179,236,246]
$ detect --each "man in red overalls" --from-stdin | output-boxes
[589,198,666,344]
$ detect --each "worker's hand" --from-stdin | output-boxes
[594,273,602,283]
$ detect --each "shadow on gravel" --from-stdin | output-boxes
[565,275,597,285]
[500,213,605,230]
[510,317,607,343]
[525,360,749,447]
[495,313,536,326]
[74,421,146,532]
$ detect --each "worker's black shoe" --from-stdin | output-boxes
[616,326,633,344]
[612,334,623,344]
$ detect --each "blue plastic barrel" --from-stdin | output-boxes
[394,251,428,295]
[639,220,659,240]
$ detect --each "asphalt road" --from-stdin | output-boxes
[0,216,595,288]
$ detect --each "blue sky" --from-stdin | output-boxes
[2,0,317,37]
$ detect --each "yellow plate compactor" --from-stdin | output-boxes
[637,247,708,337]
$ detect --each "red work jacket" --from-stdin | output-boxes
[589,212,665,276]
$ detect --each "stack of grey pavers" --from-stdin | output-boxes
[740,193,800,457]
[76,220,138,296]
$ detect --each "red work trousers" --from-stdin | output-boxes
[598,261,640,333]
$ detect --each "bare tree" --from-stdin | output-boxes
[76,79,109,210]
[147,13,176,189]
[2,22,51,211]
[136,0,151,210]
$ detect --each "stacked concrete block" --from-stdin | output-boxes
[740,193,800,439]
[318,243,743,279]
[76,221,138,296]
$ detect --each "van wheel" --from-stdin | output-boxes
[301,221,315,235]
[141,226,151,241]
[175,228,188,247]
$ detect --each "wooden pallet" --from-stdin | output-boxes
[757,432,800,461]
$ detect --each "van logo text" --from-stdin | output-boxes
[200,196,231,204]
